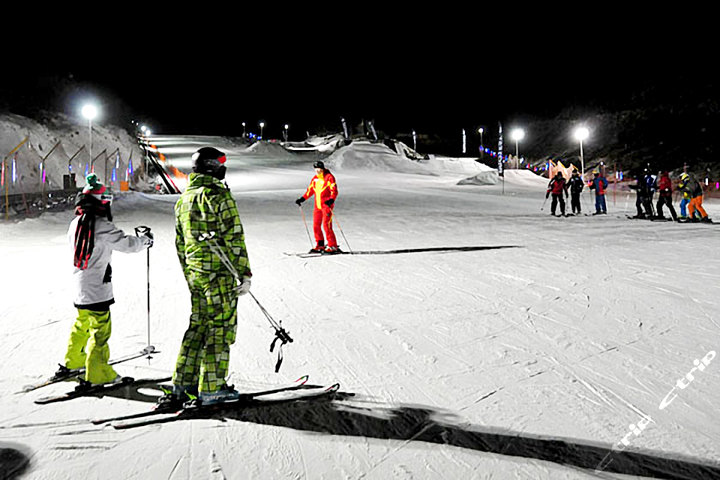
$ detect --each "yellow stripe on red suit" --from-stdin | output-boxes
[303,171,337,209]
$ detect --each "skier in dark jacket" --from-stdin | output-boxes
[655,171,678,221]
[546,172,569,216]
[567,170,584,215]
[629,170,653,218]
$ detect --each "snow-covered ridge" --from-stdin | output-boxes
[0,113,143,195]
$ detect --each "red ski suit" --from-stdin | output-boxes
[301,170,338,248]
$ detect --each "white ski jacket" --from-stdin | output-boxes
[68,217,150,309]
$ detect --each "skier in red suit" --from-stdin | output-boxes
[295,161,340,253]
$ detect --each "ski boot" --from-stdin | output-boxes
[199,385,241,406]
[309,242,325,254]
[324,246,342,254]
[157,385,197,410]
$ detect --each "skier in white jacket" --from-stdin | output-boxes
[59,174,153,386]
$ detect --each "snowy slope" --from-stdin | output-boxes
[1,135,719,480]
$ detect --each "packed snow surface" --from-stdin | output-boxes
[1,135,719,479]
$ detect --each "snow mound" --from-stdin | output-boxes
[245,140,296,158]
[502,169,549,189]
[326,141,434,175]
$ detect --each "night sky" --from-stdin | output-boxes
[1,15,712,144]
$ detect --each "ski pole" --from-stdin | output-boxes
[134,226,153,359]
[298,205,313,248]
[249,292,293,373]
[330,211,353,254]
[540,195,548,211]
[198,232,293,372]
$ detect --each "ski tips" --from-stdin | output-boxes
[295,375,310,385]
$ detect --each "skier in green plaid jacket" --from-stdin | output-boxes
[161,147,252,407]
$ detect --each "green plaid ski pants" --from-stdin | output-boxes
[173,274,238,393]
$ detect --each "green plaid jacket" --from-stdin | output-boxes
[175,173,250,283]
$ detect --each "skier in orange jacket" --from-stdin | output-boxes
[295,161,340,253]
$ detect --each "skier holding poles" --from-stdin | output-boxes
[546,171,569,217]
[568,170,584,215]
[159,147,252,409]
[589,170,609,215]
[295,161,340,254]
[60,173,153,387]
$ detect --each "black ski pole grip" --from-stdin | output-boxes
[135,225,151,236]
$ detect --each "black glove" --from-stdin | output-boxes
[295,197,305,206]
[325,198,335,207]
[143,232,154,248]
[545,192,550,199]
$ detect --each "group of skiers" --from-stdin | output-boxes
[545,168,711,222]
[60,148,341,409]
[628,169,711,222]
[545,170,608,216]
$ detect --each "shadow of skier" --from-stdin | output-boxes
[0,442,31,479]
[347,245,521,256]
[214,397,720,480]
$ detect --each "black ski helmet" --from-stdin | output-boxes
[313,161,325,169]
[192,147,227,180]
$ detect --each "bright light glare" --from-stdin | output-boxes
[81,104,98,120]
[511,128,525,142]
[574,127,590,142]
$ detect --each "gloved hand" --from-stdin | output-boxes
[325,198,335,206]
[236,276,252,296]
[545,191,550,199]
[295,197,305,206]
[142,232,154,248]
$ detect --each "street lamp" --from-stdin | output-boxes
[478,127,484,157]
[259,121,265,140]
[412,130,417,152]
[242,122,246,138]
[574,127,589,177]
[284,124,289,142]
[82,104,98,173]
[511,128,525,168]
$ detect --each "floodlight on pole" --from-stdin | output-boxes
[284,124,289,142]
[511,128,525,168]
[478,127,484,157]
[574,127,590,177]
[82,104,98,174]
[259,121,265,140]
[242,122,246,137]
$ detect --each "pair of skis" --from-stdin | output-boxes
[92,375,340,430]
[19,345,158,394]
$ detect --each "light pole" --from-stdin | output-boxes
[82,104,98,174]
[259,121,265,140]
[462,129,467,155]
[242,122,246,138]
[511,128,525,169]
[574,127,589,178]
[284,124,289,142]
[412,130,417,152]
[478,127,484,157]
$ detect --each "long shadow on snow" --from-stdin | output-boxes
[217,397,720,480]
[338,245,521,256]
